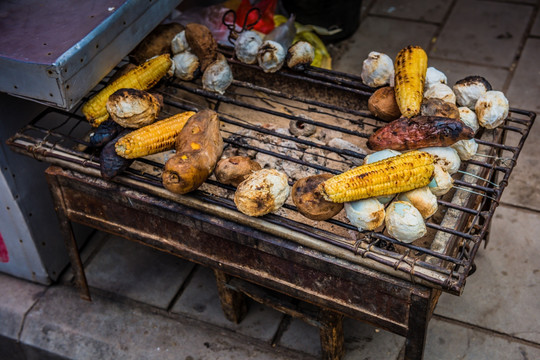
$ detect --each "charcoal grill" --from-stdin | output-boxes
[7,47,535,359]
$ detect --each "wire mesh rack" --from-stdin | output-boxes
[7,51,535,294]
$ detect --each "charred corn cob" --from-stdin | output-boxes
[394,45,428,118]
[320,151,435,203]
[82,54,172,127]
[115,111,195,159]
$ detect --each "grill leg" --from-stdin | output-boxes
[214,269,248,323]
[45,167,91,301]
[319,308,344,360]
[403,293,430,360]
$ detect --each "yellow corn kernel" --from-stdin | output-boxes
[115,111,195,159]
[82,54,172,127]
[320,151,435,203]
[394,45,428,118]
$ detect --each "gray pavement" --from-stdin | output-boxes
[2,0,540,359]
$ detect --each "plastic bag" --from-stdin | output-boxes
[235,0,277,34]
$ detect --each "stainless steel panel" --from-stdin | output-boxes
[0,0,181,110]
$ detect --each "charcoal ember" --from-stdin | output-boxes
[221,144,239,159]
[302,147,326,167]
[255,152,279,169]
[296,136,325,150]
[285,164,321,182]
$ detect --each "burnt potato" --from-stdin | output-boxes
[292,174,343,221]
[106,88,161,129]
[420,98,460,119]
[215,156,262,187]
[234,169,290,217]
[453,75,492,109]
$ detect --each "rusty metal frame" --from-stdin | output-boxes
[45,165,435,359]
[5,52,536,359]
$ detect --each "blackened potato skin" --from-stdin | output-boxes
[367,116,475,151]
[89,120,124,147]
[99,129,134,180]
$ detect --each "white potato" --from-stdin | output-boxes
[428,164,454,196]
[420,146,461,174]
[424,83,456,104]
[397,186,438,219]
[458,107,480,133]
[345,198,385,231]
[424,67,447,90]
[451,139,478,161]
[475,91,509,129]
[385,201,426,243]
[361,51,395,87]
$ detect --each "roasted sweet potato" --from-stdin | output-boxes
[129,23,184,64]
[184,23,218,72]
[162,109,223,194]
[215,156,262,187]
[292,174,343,221]
[367,116,475,151]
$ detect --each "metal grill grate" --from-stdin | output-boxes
[7,50,535,294]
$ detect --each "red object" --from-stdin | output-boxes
[235,0,277,34]
[0,232,8,263]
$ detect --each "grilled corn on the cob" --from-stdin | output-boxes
[115,111,195,159]
[320,151,435,203]
[394,46,428,118]
[82,54,172,127]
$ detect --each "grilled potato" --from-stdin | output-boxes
[162,109,223,194]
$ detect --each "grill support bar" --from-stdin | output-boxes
[44,165,437,360]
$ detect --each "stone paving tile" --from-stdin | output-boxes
[435,205,540,344]
[425,58,508,92]
[0,335,26,360]
[278,316,405,359]
[430,0,532,67]
[278,317,321,357]
[84,235,195,309]
[171,266,284,343]
[342,318,404,360]
[20,285,311,360]
[424,317,540,360]
[500,114,540,210]
[532,9,540,36]
[59,231,108,284]
[332,16,437,75]
[506,38,540,111]
[501,37,540,209]
[0,272,46,340]
[369,0,451,23]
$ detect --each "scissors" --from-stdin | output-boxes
[222,7,262,44]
